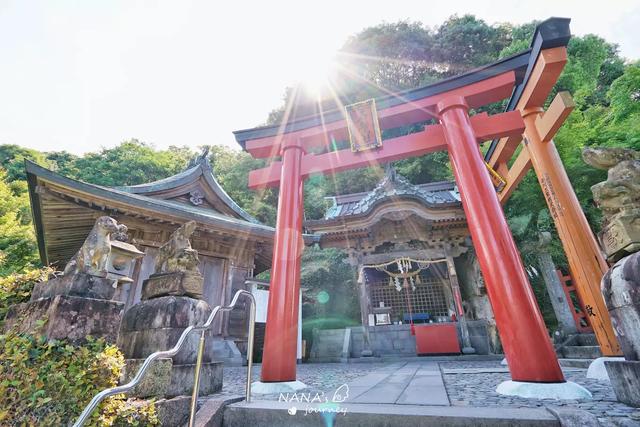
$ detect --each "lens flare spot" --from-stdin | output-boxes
[317,290,330,304]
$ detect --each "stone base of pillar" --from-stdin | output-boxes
[586,356,625,381]
[462,346,476,354]
[496,380,592,400]
[361,349,373,357]
[251,380,307,394]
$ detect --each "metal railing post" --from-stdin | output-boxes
[245,296,256,403]
[188,329,207,427]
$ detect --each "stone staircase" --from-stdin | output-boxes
[556,333,602,360]
[211,338,245,367]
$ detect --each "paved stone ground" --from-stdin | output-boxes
[213,360,640,426]
[440,360,640,426]
[219,362,390,400]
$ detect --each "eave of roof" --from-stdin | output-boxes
[25,160,278,238]
[305,178,463,229]
[484,17,571,160]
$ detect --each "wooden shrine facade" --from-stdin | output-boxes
[305,169,497,354]
[25,156,287,341]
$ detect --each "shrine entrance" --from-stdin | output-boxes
[233,17,620,388]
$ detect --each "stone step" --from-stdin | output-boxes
[222,401,561,427]
[562,345,602,359]
[575,334,598,346]
[559,358,594,369]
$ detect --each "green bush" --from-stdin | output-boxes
[0,331,158,426]
[0,267,53,325]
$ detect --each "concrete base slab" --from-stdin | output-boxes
[496,380,592,400]
[223,400,561,427]
[462,347,477,354]
[586,356,625,381]
[251,380,307,394]
[192,395,243,427]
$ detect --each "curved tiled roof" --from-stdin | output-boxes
[116,155,259,224]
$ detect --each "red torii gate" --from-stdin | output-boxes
[233,18,616,386]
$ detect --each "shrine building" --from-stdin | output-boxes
[24,155,302,361]
[305,167,500,358]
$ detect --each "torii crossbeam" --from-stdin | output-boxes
[233,17,620,389]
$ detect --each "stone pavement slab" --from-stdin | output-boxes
[443,367,583,374]
[346,362,449,406]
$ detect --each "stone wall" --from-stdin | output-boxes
[309,320,493,361]
[309,328,350,362]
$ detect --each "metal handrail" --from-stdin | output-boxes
[73,289,256,427]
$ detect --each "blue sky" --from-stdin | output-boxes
[1,0,638,154]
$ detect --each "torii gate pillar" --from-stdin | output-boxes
[438,96,564,382]
[261,140,305,382]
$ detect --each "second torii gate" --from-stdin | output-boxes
[233,17,618,390]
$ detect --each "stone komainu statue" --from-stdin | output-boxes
[582,147,640,217]
[63,216,121,277]
[582,147,640,260]
[154,220,200,275]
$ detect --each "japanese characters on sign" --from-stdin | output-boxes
[345,99,383,152]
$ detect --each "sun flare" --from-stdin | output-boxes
[294,50,338,98]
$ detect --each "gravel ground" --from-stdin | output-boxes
[210,360,640,426]
[440,360,640,426]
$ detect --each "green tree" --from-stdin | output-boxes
[0,145,52,183]
[72,139,193,186]
[0,170,39,275]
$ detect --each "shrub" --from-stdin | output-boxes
[0,267,53,325]
[0,331,158,426]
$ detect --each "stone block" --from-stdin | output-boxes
[122,358,222,398]
[4,295,123,343]
[121,358,173,397]
[141,272,203,300]
[605,360,640,407]
[117,327,215,365]
[600,212,640,261]
[30,273,118,301]
[154,396,192,427]
[119,296,212,332]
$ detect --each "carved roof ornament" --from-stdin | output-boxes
[189,189,205,206]
[347,165,454,217]
[188,146,211,168]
